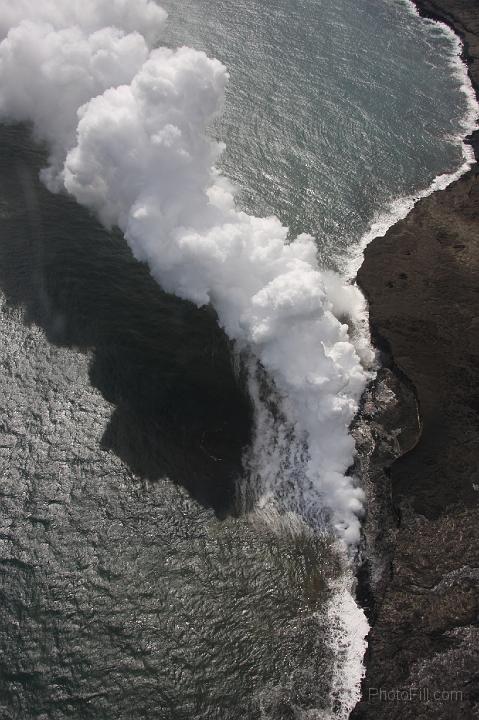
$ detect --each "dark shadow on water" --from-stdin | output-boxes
[0,124,252,516]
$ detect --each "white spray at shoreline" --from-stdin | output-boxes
[346,0,479,278]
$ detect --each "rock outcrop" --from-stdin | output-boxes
[352,2,479,718]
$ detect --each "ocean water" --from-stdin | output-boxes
[0,2,475,720]
[160,0,475,269]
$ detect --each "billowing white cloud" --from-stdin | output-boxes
[0,0,373,545]
[0,0,166,44]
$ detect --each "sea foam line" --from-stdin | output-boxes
[346,0,479,279]
[336,5,479,718]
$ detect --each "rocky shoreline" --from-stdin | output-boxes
[352,1,479,718]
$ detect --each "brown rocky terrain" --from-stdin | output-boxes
[351,1,479,718]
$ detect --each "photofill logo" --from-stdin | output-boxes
[368,687,464,703]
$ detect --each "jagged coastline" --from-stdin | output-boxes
[351,1,479,718]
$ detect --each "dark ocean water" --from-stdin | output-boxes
[0,124,343,720]
[0,1,474,718]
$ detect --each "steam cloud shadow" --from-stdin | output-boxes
[0,124,252,516]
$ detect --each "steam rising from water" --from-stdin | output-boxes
[0,0,374,544]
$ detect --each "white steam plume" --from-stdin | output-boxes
[0,0,373,545]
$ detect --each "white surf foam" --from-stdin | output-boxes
[346,0,479,278]
[327,566,369,719]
